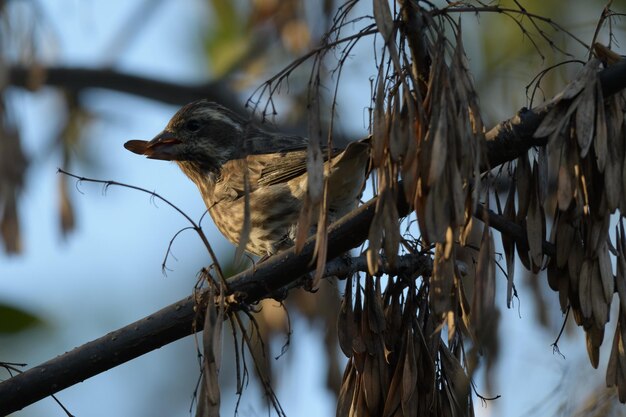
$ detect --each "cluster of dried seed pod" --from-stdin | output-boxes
[346,16,490,413]
[337,275,474,417]
[348,0,626,411]
[530,57,626,401]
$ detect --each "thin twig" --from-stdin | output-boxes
[57,169,228,288]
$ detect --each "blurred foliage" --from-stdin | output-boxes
[205,0,253,76]
[0,303,41,334]
[471,0,616,124]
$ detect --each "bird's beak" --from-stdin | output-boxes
[124,131,182,161]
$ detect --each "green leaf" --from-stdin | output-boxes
[205,0,251,76]
[0,303,42,334]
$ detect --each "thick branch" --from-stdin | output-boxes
[1,59,624,414]
[0,192,543,415]
[484,58,626,169]
[7,61,626,167]
[0,192,406,414]
[5,66,245,112]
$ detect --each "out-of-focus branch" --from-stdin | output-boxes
[4,66,351,142]
[7,59,626,167]
[5,66,245,112]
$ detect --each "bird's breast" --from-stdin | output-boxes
[206,183,302,256]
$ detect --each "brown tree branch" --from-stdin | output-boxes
[1,59,625,414]
[7,59,626,167]
[6,66,245,112]
[0,186,544,415]
[0,192,400,414]
[484,58,626,169]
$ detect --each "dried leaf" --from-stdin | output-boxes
[526,161,545,271]
[428,113,447,186]
[401,335,418,416]
[366,276,386,334]
[607,310,626,402]
[402,151,419,208]
[444,226,454,260]
[440,344,470,409]
[337,361,357,417]
[312,201,329,288]
[568,231,584,291]
[372,63,387,168]
[382,190,400,268]
[338,277,355,357]
[594,81,608,172]
[593,43,622,65]
[0,117,27,253]
[604,144,621,212]
[589,215,610,255]
[534,102,568,138]
[197,287,223,417]
[556,217,574,268]
[547,259,560,292]
[576,78,597,158]
[362,354,382,415]
[382,350,403,417]
[389,96,408,162]
[59,177,75,236]
[579,258,592,319]
[516,153,531,220]
[449,163,465,228]
[431,243,454,316]
[0,193,21,254]
[502,181,516,307]
[561,58,599,100]
[352,285,366,358]
[558,265,570,313]
[590,259,608,329]
[424,178,449,243]
[585,325,604,369]
[446,310,457,345]
[618,224,626,313]
[473,226,495,324]
[354,380,369,417]
[372,0,394,41]
[557,142,576,211]
[367,200,384,275]
[295,104,325,253]
[597,241,614,303]
[537,146,549,204]
[606,313,621,389]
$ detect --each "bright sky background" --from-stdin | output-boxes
[0,1,621,416]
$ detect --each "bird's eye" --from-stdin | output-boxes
[185,119,201,132]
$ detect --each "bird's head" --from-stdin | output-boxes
[124,100,248,174]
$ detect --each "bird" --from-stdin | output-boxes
[124,100,369,257]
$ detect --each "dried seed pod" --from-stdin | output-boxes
[431,243,454,317]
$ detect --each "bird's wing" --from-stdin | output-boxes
[214,129,357,202]
[211,151,306,203]
[244,131,309,155]
[244,130,336,186]
[255,150,309,186]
